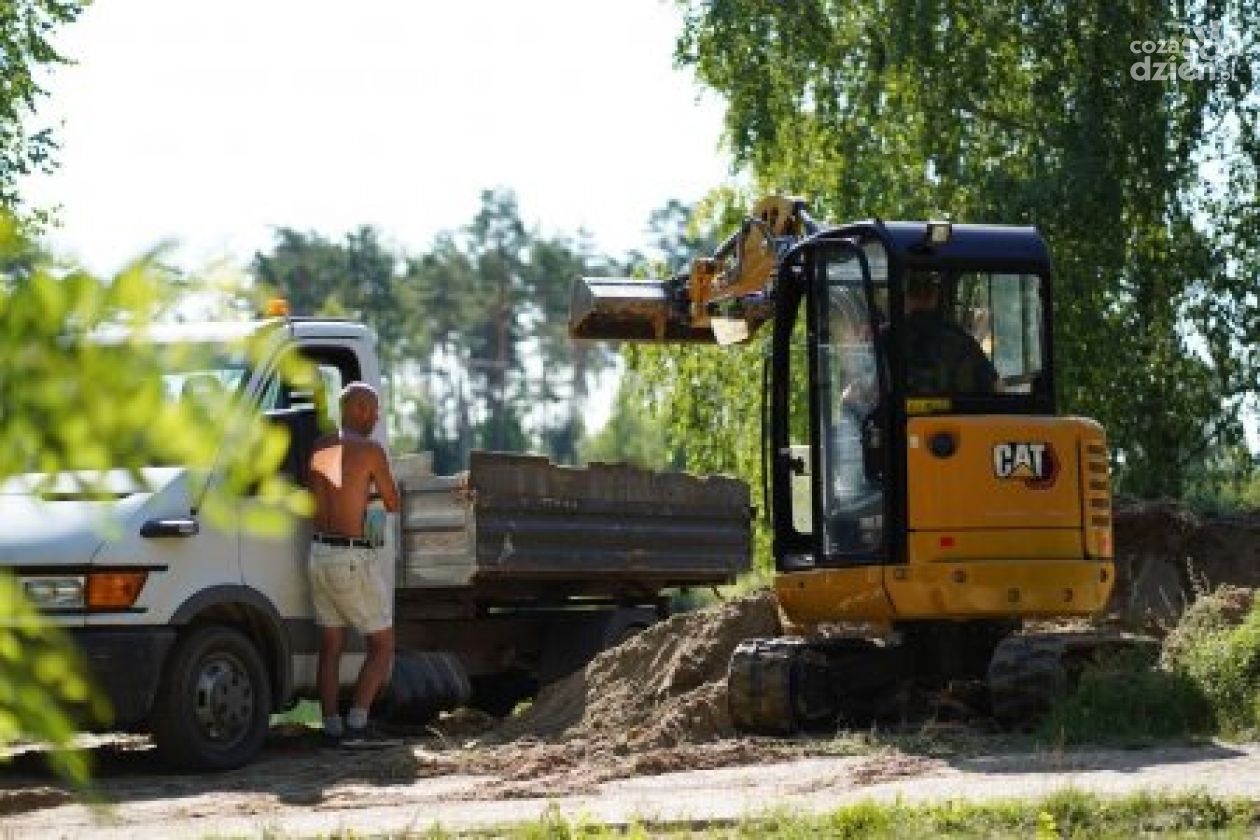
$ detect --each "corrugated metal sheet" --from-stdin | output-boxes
[397,451,751,591]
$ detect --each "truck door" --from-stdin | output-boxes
[241,342,368,688]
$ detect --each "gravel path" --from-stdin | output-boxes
[3,739,1259,837]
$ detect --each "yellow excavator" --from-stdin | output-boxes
[570,197,1131,732]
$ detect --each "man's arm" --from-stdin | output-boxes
[371,444,401,513]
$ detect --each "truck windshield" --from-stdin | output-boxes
[53,340,252,471]
[152,343,251,405]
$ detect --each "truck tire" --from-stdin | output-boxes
[374,650,470,727]
[601,608,655,650]
[469,670,539,718]
[149,625,272,771]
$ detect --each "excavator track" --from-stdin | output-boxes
[728,637,812,734]
[986,631,1159,729]
[985,634,1071,728]
[728,636,903,734]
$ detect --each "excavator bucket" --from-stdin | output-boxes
[568,277,717,343]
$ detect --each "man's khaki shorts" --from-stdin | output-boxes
[308,542,392,635]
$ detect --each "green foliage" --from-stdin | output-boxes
[0,0,86,210]
[1041,588,1260,744]
[664,0,1260,501]
[1182,446,1260,512]
[1162,587,1260,736]
[578,369,676,469]
[1038,585,1260,742]
[1038,650,1214,746]
[622,197,719,273]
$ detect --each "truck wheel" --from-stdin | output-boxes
[469,670,539,717]
[374,650,470,727]
[602,615,652,650]
[149,625,272,771]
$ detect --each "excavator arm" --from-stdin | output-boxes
[569,196,816,345]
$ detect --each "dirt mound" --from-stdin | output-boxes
[498,590,781,747]
[1112,502,1260,627]
[456,738,802,800]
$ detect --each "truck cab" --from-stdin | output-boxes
[1,315,387,769]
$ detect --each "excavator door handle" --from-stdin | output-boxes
[781,445,810,477]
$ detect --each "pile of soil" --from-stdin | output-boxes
[496,590,781,748]
[1111,502,1260,628]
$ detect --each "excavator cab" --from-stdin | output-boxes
[766,223,1111,629]
[570,200,1120,732]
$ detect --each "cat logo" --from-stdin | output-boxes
[992,442,1059,489]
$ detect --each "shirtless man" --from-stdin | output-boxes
[307,382,400,747]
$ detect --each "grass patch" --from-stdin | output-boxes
[414,791,1260,838]
[1038,587,1260,744]
[1037,650,1214,746]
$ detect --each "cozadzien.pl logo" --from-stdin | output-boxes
[1130,22,1237,81]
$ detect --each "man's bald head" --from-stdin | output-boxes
[340,382,379,435]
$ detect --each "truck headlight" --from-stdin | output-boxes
[22,576,86,609]
[20,571,149,611]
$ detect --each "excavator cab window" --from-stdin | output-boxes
[786,313,814,537]
[899,269,1050,405]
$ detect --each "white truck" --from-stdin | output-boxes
[0,313,750,770]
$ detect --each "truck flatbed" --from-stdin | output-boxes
[396,452,752,600]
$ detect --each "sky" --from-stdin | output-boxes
[21,0,732,275]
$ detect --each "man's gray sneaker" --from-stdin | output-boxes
[341,723,401,749]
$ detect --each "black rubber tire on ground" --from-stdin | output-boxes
[149,625,272,772]
[602,616,652,650]
[468,670,540,718]
[374,650,471,727]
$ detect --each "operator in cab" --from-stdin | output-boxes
[306,382,401,749]
[900,271,998,395]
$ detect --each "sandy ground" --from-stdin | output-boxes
[2,732,1259,838]
[5,531,1260,839]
